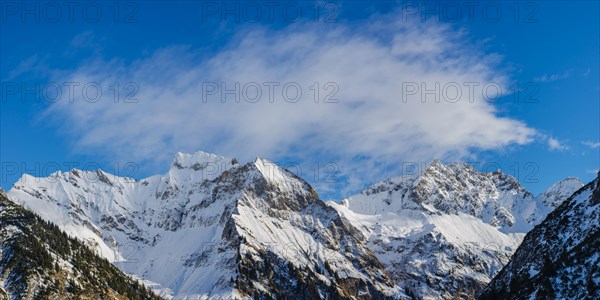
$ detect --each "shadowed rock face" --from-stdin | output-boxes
[480,173,600,300]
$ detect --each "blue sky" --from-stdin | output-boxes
[1,1,598,200]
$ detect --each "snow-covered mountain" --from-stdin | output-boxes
[328,161,582,299]
[6,153,584,299]
[538,177,584,208]
[480,172,600,299]
[8,152,403,299]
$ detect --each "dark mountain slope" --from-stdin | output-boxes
[0,191,161,300]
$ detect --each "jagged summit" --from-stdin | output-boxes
[538,176,583,207]
[171,150,229,170]
[352,161,526,222]
[426,159,477,172]
[350,160,576,228]
[422,160,522,187]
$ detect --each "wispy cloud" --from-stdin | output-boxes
[583,68,591,77]
[582,141,600,148]
[7,54,47,80]
[534,70,572,83]
[70,31,96,48]
[43,13,537,196]
[548,137,568,151]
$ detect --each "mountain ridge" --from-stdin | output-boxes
[5,151,585,299]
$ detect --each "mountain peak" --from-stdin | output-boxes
[171,150,229,170]
[249,156,320,208]
[428,159,444,168]
[548,177,583,190]
[253,157,290,183]
[539,176,583,208]
[424,160,482,176]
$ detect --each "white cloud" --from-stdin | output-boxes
[582,141,600,148]
[534,70,572,83]
[70,31,95,48]
[44,14,536,195]
[548,137,568,151]
[8,54,44,80]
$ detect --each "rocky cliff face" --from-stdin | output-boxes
[480,173,600,299]
[8,152,403,299]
